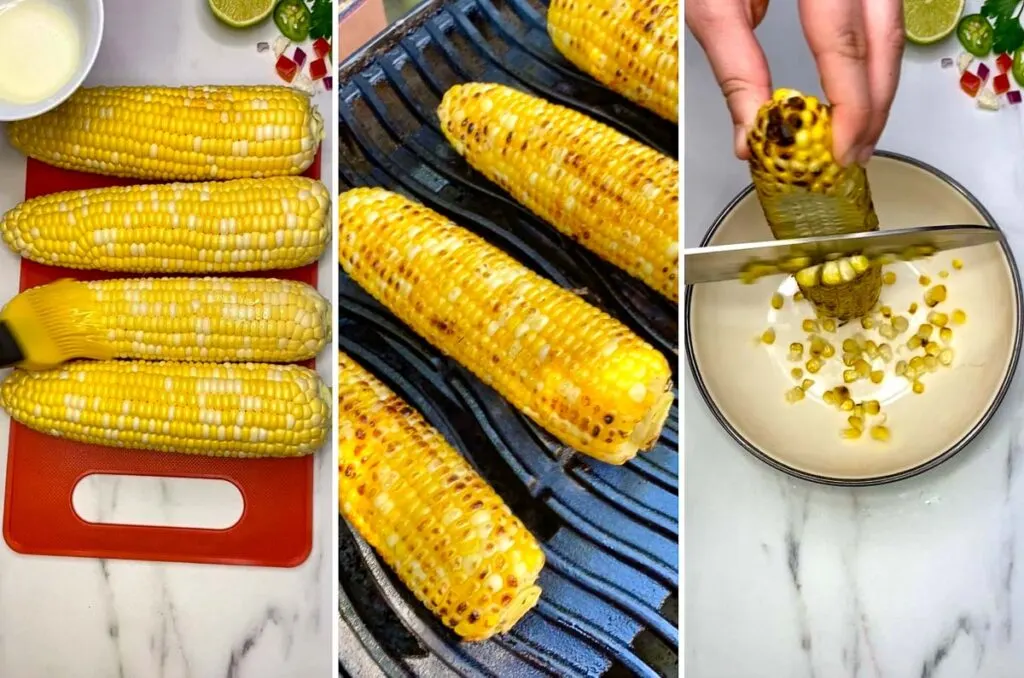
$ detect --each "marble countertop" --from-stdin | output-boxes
[684,2,1024,677]
[0,2,334,677]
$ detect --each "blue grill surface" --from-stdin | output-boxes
[339,0,679,675]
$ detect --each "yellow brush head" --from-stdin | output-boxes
[0,279,112,370]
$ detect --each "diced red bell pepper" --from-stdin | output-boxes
[998,53,1013,73]
[276,55,298,83]
[960,70,982,97]
[994,73,1011,95]
[313,37,331,60]
[309,58,328,81]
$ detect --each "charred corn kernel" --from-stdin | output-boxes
[771,292,785,309]
[953,259,963,270]
[919,275,931,286]
[823,390,837,405]
[803,319,819,332]
[7,85,323,180]
[928,311,949,327]
[940,348,954,366]
[895,360,907,376]
[801,379,814,390]
[865,400,881,415]
[841,398,855,411]
[822,318,836,332]
[20,277,330,364]
[842,428,862,439]
[879,343,893,362]
[883,271,897,285]
[925,342,941,358]
[339,188,673,465]
[806,358,822,374]
[892,316,910,333]
[848,415,864,430]
[939,270,949,279]
[836,386,850,399]
[0,360,329,456]
[909,302,918,314]
[870,425,890,441]
[880,305,892,317]
[547,0,678,121]
[339,352,544,641]
[870,370,884,384]
[0,178,330,273]
[785,386,805,403]
[747,90,881,319]
[879,323,898,340]
[438,83,678,301]
[761,328,776,344]
[912,381,925,394]
[952,309,967,324]
[925,285,947,307]
[791,367,804,379]
[917,324,934,340]
[843,369,859,383]
[940,327,953,343]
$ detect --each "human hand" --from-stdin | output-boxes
[686,0,905,166]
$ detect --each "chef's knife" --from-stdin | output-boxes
[683,224,1003,285]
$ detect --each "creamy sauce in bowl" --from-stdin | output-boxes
[0,0,80,105]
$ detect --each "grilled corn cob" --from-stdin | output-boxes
[0,177,330,272]
[438,83,678,302]
[747,88,881,320]
[339,351,544,641]
[547,0,678,122]
[4,277,331,365]
[0,361,330,457]
[339,187,674,465]
[7,85,323,181]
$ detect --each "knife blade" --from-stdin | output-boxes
[683,224,1003,285]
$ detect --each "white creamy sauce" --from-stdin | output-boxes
[0,0,80,104]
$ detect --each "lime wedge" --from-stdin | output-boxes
[209,0,276,28]
[904,0,967,45]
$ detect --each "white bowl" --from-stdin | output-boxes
[0,0,103,122]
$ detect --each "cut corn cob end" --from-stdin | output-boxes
[794,256,881,320]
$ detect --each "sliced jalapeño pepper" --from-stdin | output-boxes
[274,0,310,42]
[957,14,994,57]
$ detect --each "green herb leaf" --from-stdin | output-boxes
[993,15,1024,53]
[308,0,332,41]
[982,0,1020,19]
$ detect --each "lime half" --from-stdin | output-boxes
[904,0,967,45]
[209,0,276,28]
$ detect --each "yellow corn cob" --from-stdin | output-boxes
[0,177,330,273]
[438,83,678,302]
[9,277,331,364]
[747,88,881,320]
[547,0,678,122]
[339,351,544,641]
[7,85,323,181]
[339,187,674,465]
[0,360,330,457]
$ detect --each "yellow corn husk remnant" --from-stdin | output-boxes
[0,177,330,272]
[7,85,324,180]
[339,351,545,641]
[338,187,674,465]
[0,360,330,457]
[438,82,678,302]
[546,0,678,122]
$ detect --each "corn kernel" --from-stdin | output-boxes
[791,367,803,379]
[908,335,922,350]
[809,336,827,356]
[854,359,871,377]
[952,259,963,270]
[919,275,931,286]
[785,387,805,403]
[952,309,967,324]
[801,379,814,391]
[848,415,864,430]
[840,399,855,411]
[940,327,953,343]
[940,348,954,366]
[802,319,818,332]
[870,425,890,441]
[761,329,776,344]
[913,381,925,394]
[908,302,918,314]
[924,284,947,307]
[939,270,949,279]
[870,370,884,384]
[794,291,804,302]
[895,360,907,376]
[822,318,836,332]
[861,316,875,329]
[771,292,784,309]
[843,352,857,366]
[928,311,949,327]
[925,342,941,358]
[892,316,910,333]
[879,323,898,340]
[917,324,934,339]
[843,369,859,383]
[824,389,838,405]
[865,400,881,415]
[842,428,862,439]
[924,355,939,371]
[882,271,897,285]
[910,356,925,371]
[854,403,865,417]
[879,343,893,362]
[821,342,835,358]
[864,341,879,359]
[806,358,823,373]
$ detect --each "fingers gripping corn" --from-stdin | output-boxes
[339,352,545,641]
[0,361,331,457]
[338,187,674,465]
[747,89,881,320]
[438,83,679,302]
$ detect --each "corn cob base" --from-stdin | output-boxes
[798,264,882,321]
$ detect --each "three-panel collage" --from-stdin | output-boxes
[0,0,1017,676]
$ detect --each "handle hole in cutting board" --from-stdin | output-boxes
[71,474,244,530]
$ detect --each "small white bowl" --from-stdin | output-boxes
[0,0,104,122]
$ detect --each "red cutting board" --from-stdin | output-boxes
[2,150,323,568]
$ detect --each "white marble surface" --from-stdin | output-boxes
[684,1,1024,676]
[0,2,335,677]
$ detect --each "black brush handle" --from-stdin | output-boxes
[0,322,24,368]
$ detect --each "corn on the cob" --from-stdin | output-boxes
[0,177,330,272]
[339,187,674,465]
[438,83,678,302]
[339,351,544,641]
[547,0,678,122]
[7,277,331,364]
[7,85,323,181]
[747,89,881,320]
[0,360,330,457]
